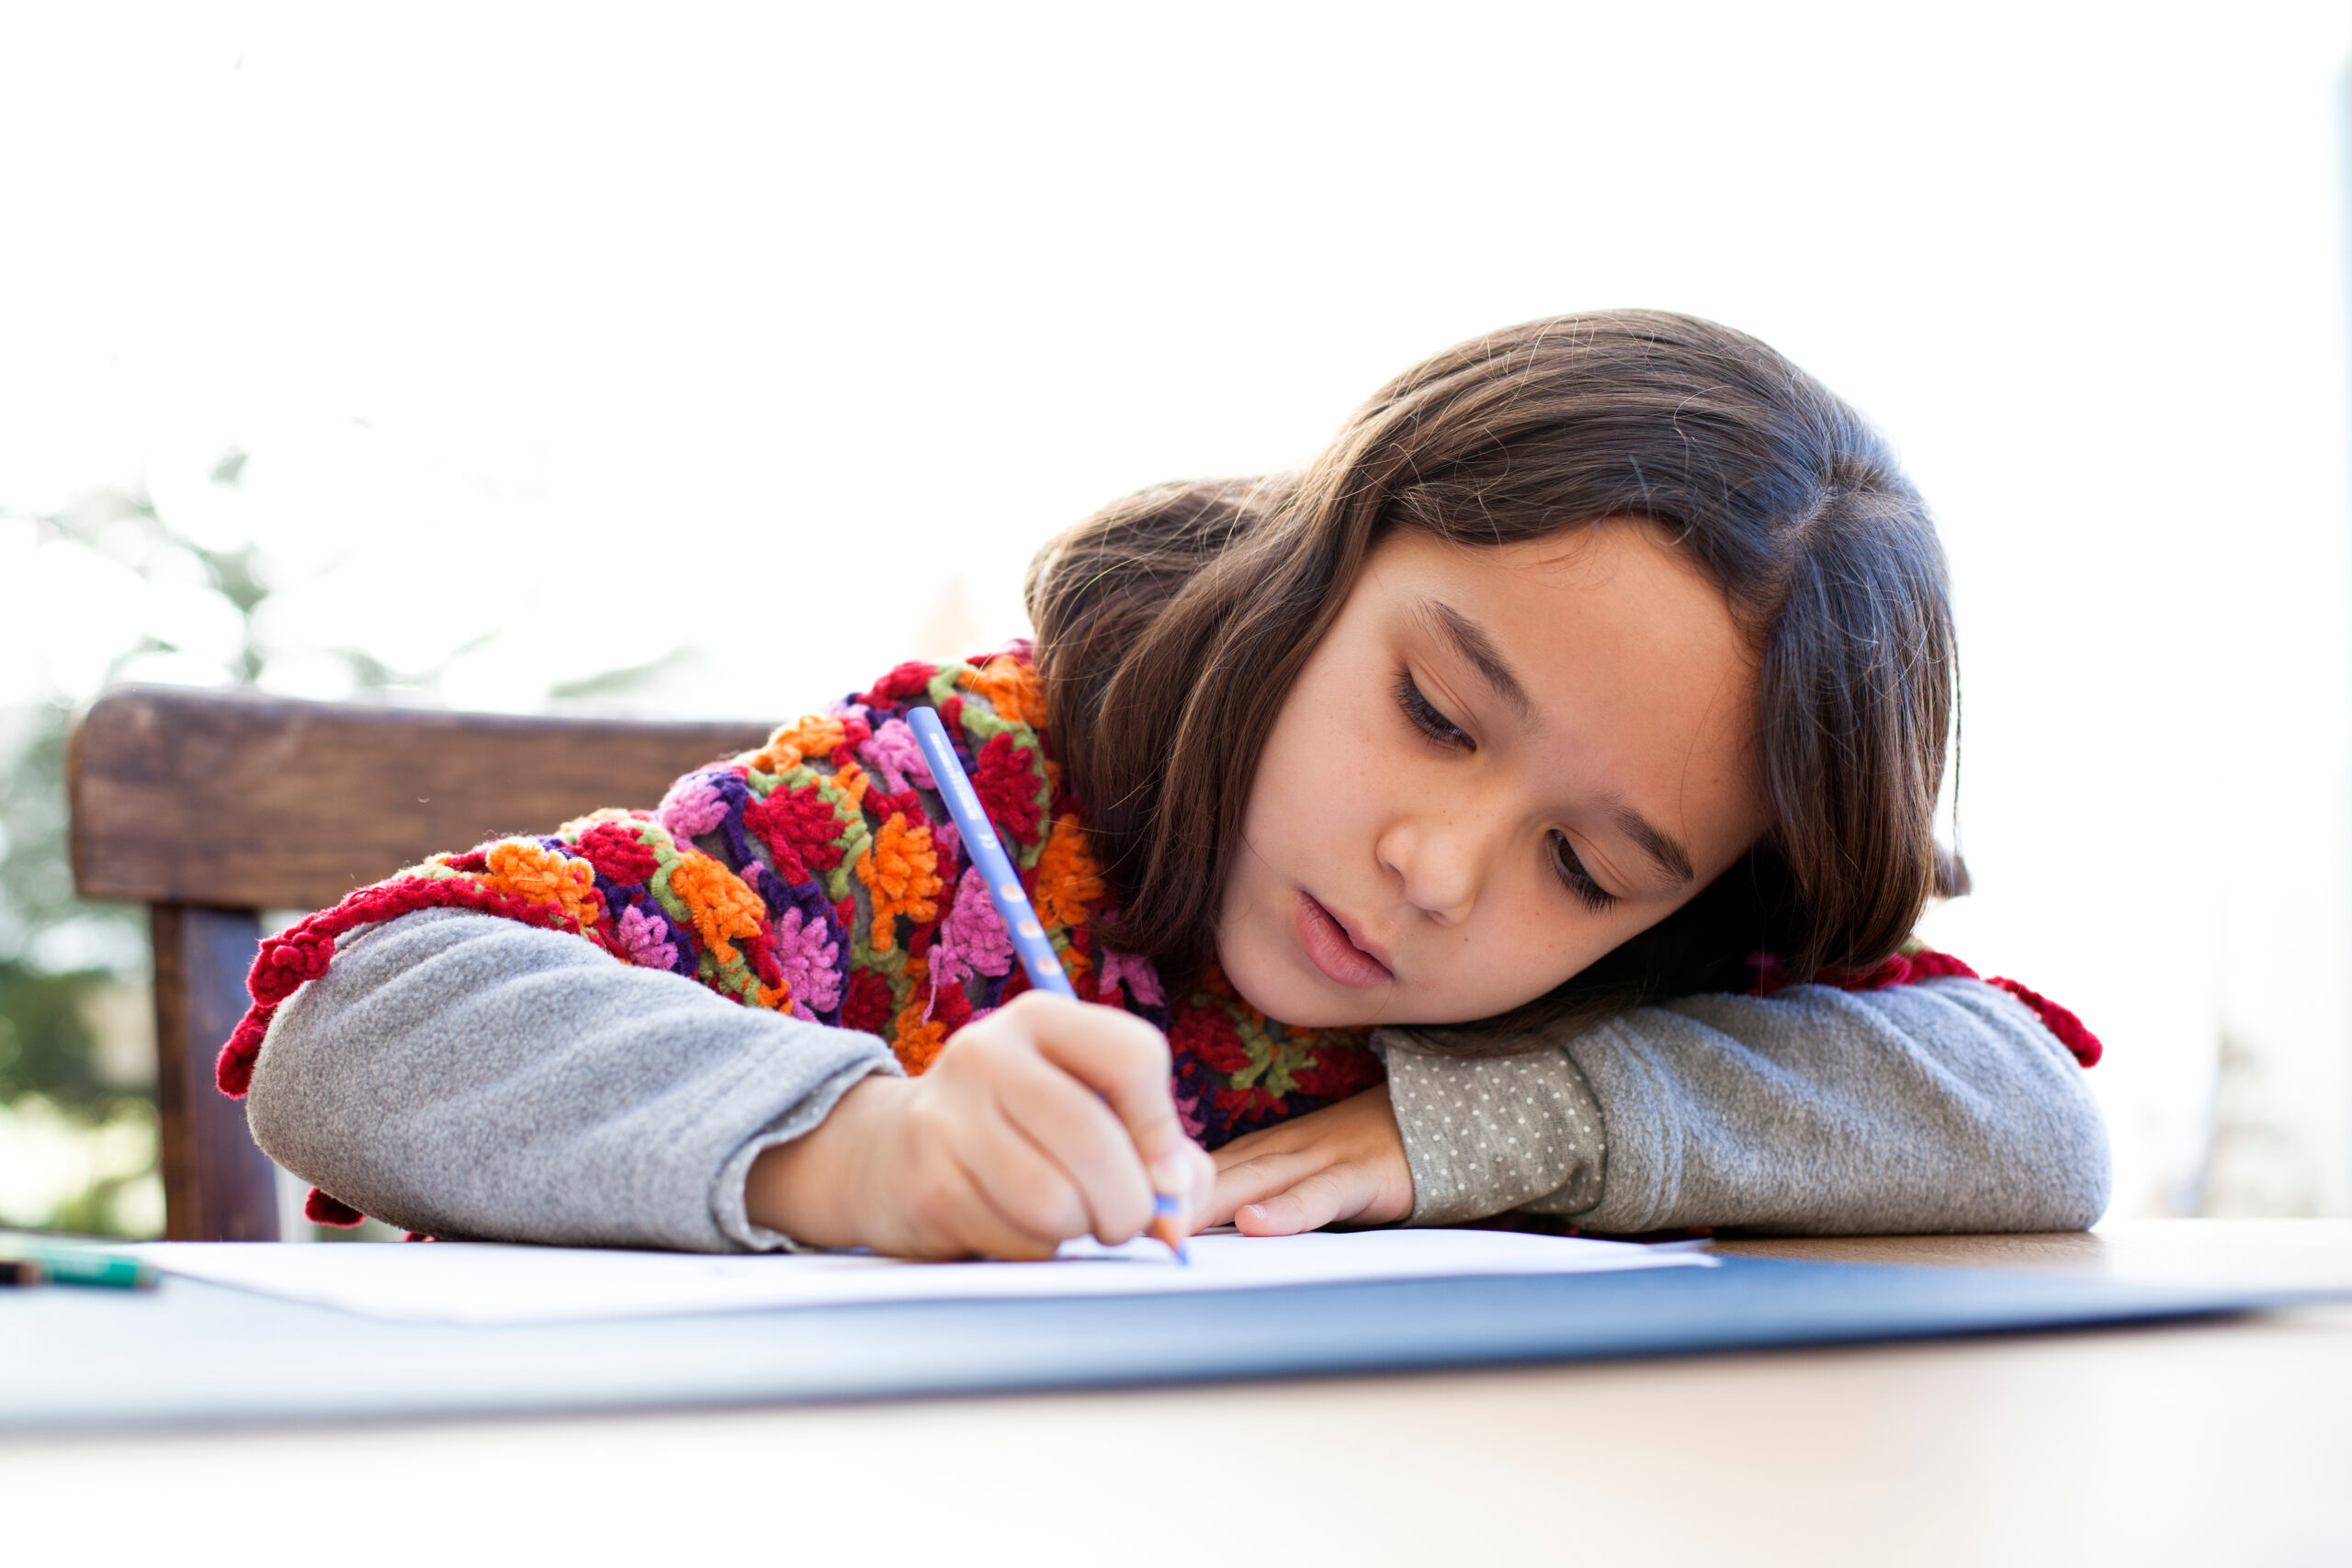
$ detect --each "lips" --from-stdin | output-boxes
[1294,891,1393,989]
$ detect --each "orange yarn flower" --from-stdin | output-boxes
[1032,814,1104,931]
[959,656,1044,728]
[856,812,942,953]
[751,713,850,774]
[831,759,872,813]
[890,998,949,1074]
[748,739,803,774]
[482,840,603,931]
[664,851,767,966]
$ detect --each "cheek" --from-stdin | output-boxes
[1436,870,1630,1013]
[1243,677,1379,854]
[1239,750,1342,874]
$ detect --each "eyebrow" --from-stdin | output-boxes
[1419,598,1532,720]
[1611,803,1696,890]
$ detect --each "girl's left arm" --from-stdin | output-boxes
[1211,976,2111,1236]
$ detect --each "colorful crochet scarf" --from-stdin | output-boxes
[215,645,2100,1232]
[216,648,1387,1224]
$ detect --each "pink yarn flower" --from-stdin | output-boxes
[1098,948,1165,1008]
[930,866,1012,990]
[658,773,730,844]
[616,905,681,972]
[857,716,933,795]
[771,905,842,1020]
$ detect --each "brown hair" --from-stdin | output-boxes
[1025,310,1962,1051]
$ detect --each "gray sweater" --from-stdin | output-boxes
[245,907,2110,1251]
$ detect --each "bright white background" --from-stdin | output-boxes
[3,3,2348,1219]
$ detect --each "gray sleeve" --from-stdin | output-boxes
[244,908,899,1253]
[1379,1035,1606,1224]
[1381,977,2110,1235]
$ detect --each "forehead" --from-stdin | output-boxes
[1361,521,1751,671]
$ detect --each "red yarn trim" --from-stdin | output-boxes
[1752,945,2102,1069]
[305,1188,366,1227]
[1987,976,2103,1067]
[215,874,596,1098]
[1810,947,1980,991]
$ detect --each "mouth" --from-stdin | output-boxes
[1294,891,1394,989]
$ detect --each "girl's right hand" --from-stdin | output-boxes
[742,990,1213,1260]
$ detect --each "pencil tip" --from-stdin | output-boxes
[1148,1211,1190,1264]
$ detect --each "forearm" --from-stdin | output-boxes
[246,908,897,1251]
[1382,977,2111,1235]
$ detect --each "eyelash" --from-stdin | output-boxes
[1395,670,1472,750]
[1392,671,1621,915]
[1549,832,1619,915]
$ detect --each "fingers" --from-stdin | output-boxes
[1178,1143,1217,1235]
[984,1038,1155,1244]
[1205,1146,1322,1228]
[935,1145,1068,1262]
[949,1089,1098,1245]
[882,1093,1077,1260]
[1234,1168,1363,1237]
[1204,1086,1417,1234]
[1001,992,1204,1229]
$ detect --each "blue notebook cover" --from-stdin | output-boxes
[0,1255,2328,1433]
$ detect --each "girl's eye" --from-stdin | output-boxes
[1395,671,1472,750]
[1550,831,1620,915]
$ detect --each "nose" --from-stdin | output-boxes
[1375,802,1503,928]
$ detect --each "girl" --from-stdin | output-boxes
[229,310,2108,1258]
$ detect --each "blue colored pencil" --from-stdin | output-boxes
[907,705,1189,1262]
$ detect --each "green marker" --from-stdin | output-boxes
[0,1245,156,1291]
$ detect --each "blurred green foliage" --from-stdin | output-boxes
[0,964,116,1111]
[0,703,147,1112]
[0,699,154,1235]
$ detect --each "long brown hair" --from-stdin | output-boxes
[1025,310,1962,1051]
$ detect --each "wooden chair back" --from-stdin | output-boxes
[68,686,768,1240]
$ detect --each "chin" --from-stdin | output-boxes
[1216,951,1369,1030]
[1214,944,1313,1027]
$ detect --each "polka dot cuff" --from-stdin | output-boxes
[1375,1030,1608,1226]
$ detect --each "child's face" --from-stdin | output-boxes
[1217,520,1768,1029]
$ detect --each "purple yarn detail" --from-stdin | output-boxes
[772,905,842,1019]
[931,865,1013,990]
[1172,1077,1206,1141]
[704,772,760,871]
[739,857,799,924]
[820,890,854,1028]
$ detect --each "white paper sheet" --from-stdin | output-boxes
[128,1229,1713,1325]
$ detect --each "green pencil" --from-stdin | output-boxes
[0,1245,156,1291]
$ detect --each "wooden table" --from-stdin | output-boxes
[6,1220,2346,1565]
